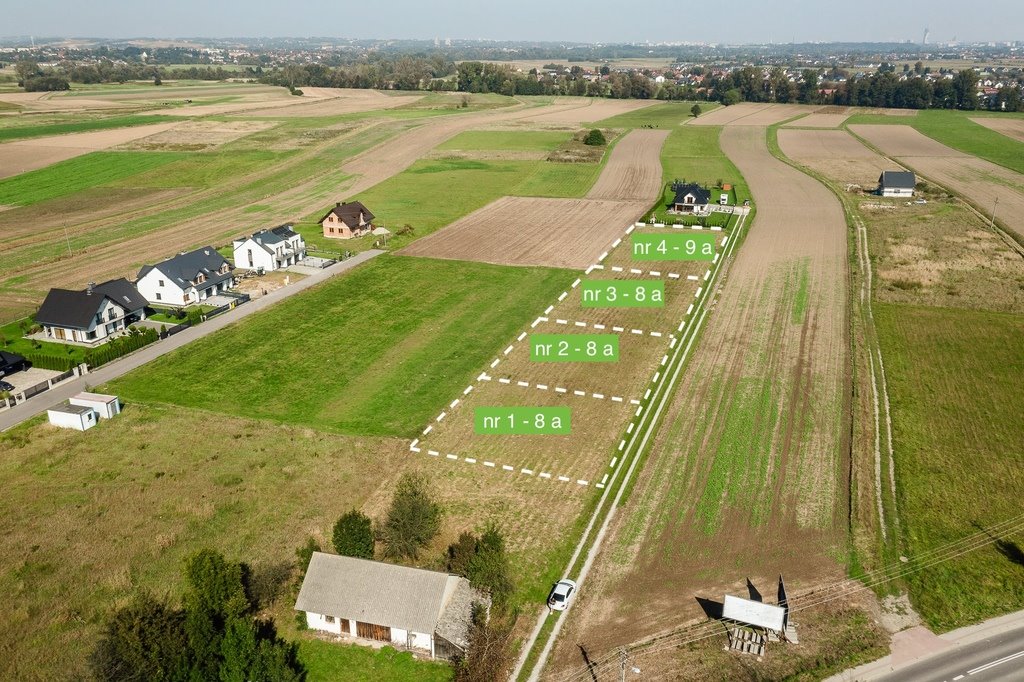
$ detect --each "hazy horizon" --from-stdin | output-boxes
[4,0,1023,46]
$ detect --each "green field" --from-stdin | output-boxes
[845,110,1024,176]
[437,129,572,151]
[109,255,574,436]
[594,100,717,129]
[299,641,451,682]
[0,150,189,206]
[875,303,1024,630]
[654,125,751,213]
[0,114,183,142]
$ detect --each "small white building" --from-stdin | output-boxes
[136,247,235,306]
[47,402,98,431]
[232,224,306,272]
[295,552,486,661]
[69,392,121,419]
[878,170,916,197]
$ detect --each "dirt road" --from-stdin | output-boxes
[546,125,850,677]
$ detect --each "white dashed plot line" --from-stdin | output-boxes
[704,269,711,281]
[503,345,514,355]
[722,236,729,247]
[539,472,552,479]
[544,305,554,314]
[463,385,474,395]
[484,461,495,468]
[694,287,703,299]
[687,274,699,281]
[612,237,622,248]
[436,411,447,422]
[422,425,433,435]
[550,318,666,337]
[557,291,569,302]
[450,399,460,408]
[490,358,500,369]
[517,331,527,342]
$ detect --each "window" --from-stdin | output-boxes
[324,615,336,624]
[155,292,162,301]
[329,227,335,234]
[158,279,165,287]
[247,249,254,268]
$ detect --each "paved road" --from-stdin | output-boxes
[0,250,384,432]
[828,609,1024,682]
[876,625,1024,682]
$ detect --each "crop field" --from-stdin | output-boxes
[0,113,184,142]
[108,255,573,436]
[436,129,573,152]
[514,97,657,124]
[969,116,1024,144]
[413,220,729,501]
[783,110,854,128]
[593,100,713,129]
[874,304,1024,630]
[397,129,667,266]
[849,124,1024,241]
[689,102,816,127]
[548,125,849,670]
[778,128,900,187]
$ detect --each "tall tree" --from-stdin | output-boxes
[89,593,190,682]
[953,69,980,110]
[381,473,442,560]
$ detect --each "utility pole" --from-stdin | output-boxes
[989,196,999,230]
[619,648,640,681]
[62,222,73,258]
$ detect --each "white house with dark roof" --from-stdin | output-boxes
[878,170,916,197]
[295,552,487,661]
[35,279,147,345]
[668,181,712,214]
[232,224,306,272]
[136,247,234,306]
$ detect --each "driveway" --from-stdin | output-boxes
[0,250,384,431]
[2,367,62,394]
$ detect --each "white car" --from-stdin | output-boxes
[548,579,577,611]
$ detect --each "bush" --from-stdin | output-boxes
[446,524,514,608]
[23,75,70,92]
[84,327,158,369]
[295,537,320,579]
[22,352,74,372]
[332,509,375,559]
[583,129,607,146]
[186,308,204,327]
[381,473,442,560]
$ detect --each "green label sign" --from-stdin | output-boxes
[474,407,571,434]
[581,280,664,308]
[530,334,619,362]
[632,233,716,261]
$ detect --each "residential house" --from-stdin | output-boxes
[878,170,916,197]
[35,278,147,345]
[232,224,306,272]
[295,552,487,661]
[136,247,234,306]
[320,201,375,240]
[668,181,712,214]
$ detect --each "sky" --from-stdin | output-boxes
[4,0,1023,44]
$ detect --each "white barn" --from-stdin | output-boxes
[136,247,234,306]
[232,224,306,272]
[295,552,487,661]
[878,170,916,197]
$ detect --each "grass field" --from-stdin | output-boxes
[845,110,1024,176]
[0,317,87,364]
[437,129,572,151]
[108,255,574,436]
[593,100,715,129]
[874,303,1024,631]
[0,151,189,206]
[298,641,451,682]
[654,125,751,211]
[0,114,184,142]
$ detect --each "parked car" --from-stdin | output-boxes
[548,578,577,611]
[0,380,14,392]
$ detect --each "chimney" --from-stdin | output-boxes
[336,202,341,207]
[204,249,211,256]
[256,237,262,245]
[86,282,95,295]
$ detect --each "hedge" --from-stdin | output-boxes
[84,327,159,369]
[22,352,75,372]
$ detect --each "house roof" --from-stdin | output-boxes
[0,350,26,371]
[294,552,474,636]
[93,278,146,313]
[138,247,232,289]
[670,182,712,205]
[48,401,95,417]
[879,170,916,189]
[35,288,112,330]
[320,201,375,228]
[238,225,300,254]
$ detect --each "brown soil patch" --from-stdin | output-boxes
[0,122,180,178]
[241,88,423,117]
[398,196,648,268]
[779,128,904,187]
[397,129,667,267]
[426,149,549,161]
[115,119,274,151]
[689,102,816,127]
[549,125,850,670]
[516,97,657,124]
[970,116,1024,143]
[784,112,851,128]
[851,124,1024,240]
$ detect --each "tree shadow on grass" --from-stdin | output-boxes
[971,521,1024,569]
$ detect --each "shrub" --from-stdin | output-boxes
[295,537,320,580]
[22,352,74,371]
[583,128,607,146]
[186,308,204,327]
[84,327,158,369]
[332,509,375,559]
[381,473,442,560]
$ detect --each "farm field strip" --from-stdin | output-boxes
[969,116,1024,143]
[411,218,736,489]
[849,124,1024,241]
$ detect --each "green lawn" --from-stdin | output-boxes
[0,151,189,206]
[437,129,572,151]
[0,317,86,364]
[299,641,451,682]
[594,100,717,129]
[845,109,1024,176]
[875,303,1024,631]
[0,114,183,142]
[108,255,574,437]
[115,149,286,189]
[653,125,751,216]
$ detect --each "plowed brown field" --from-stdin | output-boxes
[778,128,904,186]
[515,97,658,124]
[397,129,668,267]
[971,116,1024,143]
[689,102,815,126]
[850,124,1024,240]
[547,126,850,677]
